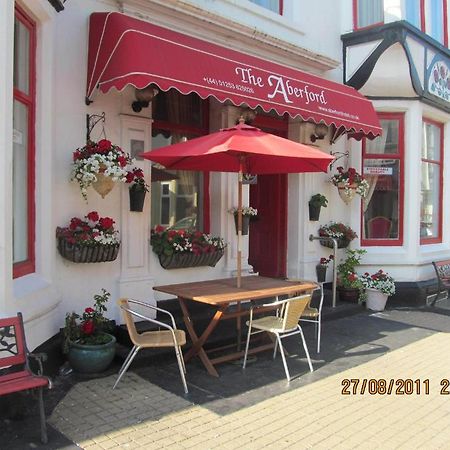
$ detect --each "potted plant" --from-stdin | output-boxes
[71,139,133,201]
[361,270,396,311]
[318,222,357,248]
[150,225,227,269]
[316,255,333,282]
[330,166,369,204]
[308,194,328,221]
[229,206,258,235]
[125,167,150,212]
[63,289,116,374]
[56,211,120,263]
[336,249,366,303]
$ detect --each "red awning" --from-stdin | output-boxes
[87,12,382,139]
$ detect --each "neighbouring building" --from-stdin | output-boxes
[1,0,448,350]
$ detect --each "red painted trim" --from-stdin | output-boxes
[443,0,448,46]
[420,117,443,245]
[352,0,358,30]
[279,0,283,15]
[420,0,426,32]
[361,113,404,247]
[13,6,36,279]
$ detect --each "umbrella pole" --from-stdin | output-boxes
[237,165,243,289]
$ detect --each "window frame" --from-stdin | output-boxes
[353,0,385,30]
[151,96,210,232]
[419,0,448,46]
[420,117,443,245]
[248,0,283,15]
[361,112,405,247]
[13,5,36,279]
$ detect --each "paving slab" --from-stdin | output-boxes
[2,302,450,449]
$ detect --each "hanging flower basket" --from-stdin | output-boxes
[92,171,115,198]
[319,237,350,249]
[158,250,224,269]
[337,182,357,204]
[57,238,120,263]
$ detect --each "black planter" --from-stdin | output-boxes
[309,203,321,221]
[319,237,350,249]
[234,215,250,235]
[316,264,327,283]
[158,250,224,269]
[129,187,146,212]
[57,238,120,263]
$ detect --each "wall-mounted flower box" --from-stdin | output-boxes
[158,250,224,270]
[151,226,226,270]
[319,238,350,249]
[57,238,120,263]
[56,211,120,263]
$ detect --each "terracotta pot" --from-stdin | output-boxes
[338,286,360,303]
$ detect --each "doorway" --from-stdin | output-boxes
[248,113,288,278]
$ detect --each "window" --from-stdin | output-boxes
[361,114,404,246]
[353,0,384,29]
[406,0,448,45]
[420,119,443,243]
[13,7,35,278]
[248,0,283,14]
[150,90,209,232]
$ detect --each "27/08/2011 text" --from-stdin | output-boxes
[341,378,450,395]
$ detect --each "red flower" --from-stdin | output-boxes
[118,156,128,167]
[168,230,178,238]
[154,225,165,233]
[125,172,135,183]
[81,320,95,335]
[97,139,112,152]
[86,211,99,222]
[99,217,114,230]
[69,217,83,230]
[73,150,82,161]
[133,168,144,178]
[85,307,94,313]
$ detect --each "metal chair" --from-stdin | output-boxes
[299,283,324,353]
[242,294,313,381]
[113,299,188,394]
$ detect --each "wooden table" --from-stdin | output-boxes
[153,276,317,377]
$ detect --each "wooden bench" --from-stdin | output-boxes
[0,313,52,444]
[432,260,450,301]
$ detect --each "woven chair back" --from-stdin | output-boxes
[282,294,311,330]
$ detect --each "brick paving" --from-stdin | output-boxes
[49,331,450,450]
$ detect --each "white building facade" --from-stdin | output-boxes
[1,0,448,349]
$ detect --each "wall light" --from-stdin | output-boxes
[132,85,159,112]
[310,123,329,143]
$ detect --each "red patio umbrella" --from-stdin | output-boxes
[141,122,334,287]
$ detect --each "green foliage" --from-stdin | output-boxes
[309,193,328,208]
[62,289,113,353]
[337,249,367,289]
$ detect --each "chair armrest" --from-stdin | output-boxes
[28,352,47,375]
[120,305,176,333]
[124,299,177,329]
